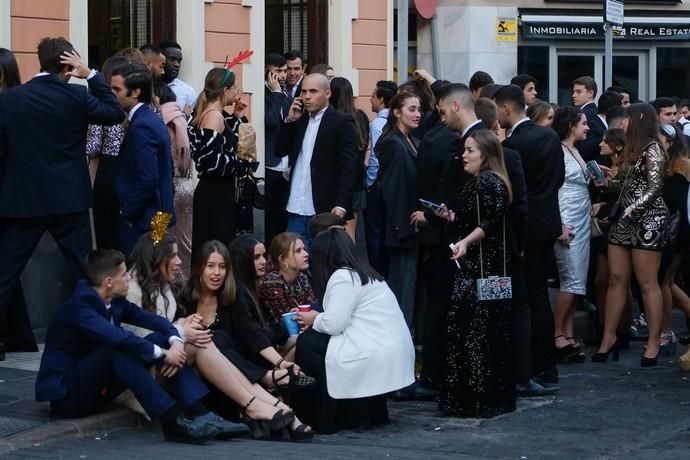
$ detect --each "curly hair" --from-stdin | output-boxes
[129,232,181,313]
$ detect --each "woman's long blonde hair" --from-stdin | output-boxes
[468,129,513,204]
[190,67,235,127]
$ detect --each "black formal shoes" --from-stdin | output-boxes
[390,381,439,401]
[194,412,249,439]
[516,379,559,398]
[161,413,219,444]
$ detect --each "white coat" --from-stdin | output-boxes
[313,268,415,399]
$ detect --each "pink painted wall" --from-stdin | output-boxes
[204,0,252,117]
[353,0,389,118]
[11,0,70,81]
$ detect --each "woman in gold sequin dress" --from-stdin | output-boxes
[595,103,669,366]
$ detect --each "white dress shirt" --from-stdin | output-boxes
[461,119,483,138]
[597,114,608,130]
[168,78,197,112]
[507,117,531,138]
[286,107,327,216]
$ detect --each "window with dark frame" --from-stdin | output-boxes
[265,0,328,69]
[88,0,176,70]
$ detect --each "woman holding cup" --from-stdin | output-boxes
[258,232,317,325]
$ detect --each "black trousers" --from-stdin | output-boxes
[293,329,389,434]
[511,255,532,384]
[420,244,453,386]
[524,239,557,375]
[92,155,121,250]
[264,169,289,245]
[0,212,90,344]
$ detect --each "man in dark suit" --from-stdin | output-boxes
[264,52,290,244]
[495,84,565,387]
[572,75,600,162]
[475,96,557,397]
[277,73,359,249]
[36,249,246,443]
[284,49,305,104]
[111,63,175,256]
[0,37,125,360]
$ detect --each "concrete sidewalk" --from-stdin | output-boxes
[0,349,141,455]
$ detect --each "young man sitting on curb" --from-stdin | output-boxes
[35,249,248,444]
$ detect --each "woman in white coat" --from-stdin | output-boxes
[295,228,415,433]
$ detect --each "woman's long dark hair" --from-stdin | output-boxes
[330,77,368,152]
[181,240,237,311]
[552,106,584,141]
[129,232,180,313]
[228,234,265,325]
[0,48,21,92]
[621,102,659,166]
[310,228,383,303]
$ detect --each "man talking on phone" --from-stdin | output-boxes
[265,53,290,243]
[277,73,359,249]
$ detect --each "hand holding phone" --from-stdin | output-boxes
[267,71,281,92]
[287,97,304,122]
[418,198,444,210]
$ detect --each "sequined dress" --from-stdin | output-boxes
[553,145,591,295]
[609,141,669,250]
[440,171,516,418]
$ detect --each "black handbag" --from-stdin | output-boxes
[235,174,265,233]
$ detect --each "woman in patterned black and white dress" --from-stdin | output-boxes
[187,68,250,263]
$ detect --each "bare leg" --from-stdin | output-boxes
[554,292,576,349]
[671,283,690,316]
[185,343,289,421]
[345,215,357,241]
[631,248,663,359]
[594,254,609,325]
[599,245,632,353]
[661,255,681,333]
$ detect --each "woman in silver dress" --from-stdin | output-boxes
[551,107,592,363]
[595,103,669,366]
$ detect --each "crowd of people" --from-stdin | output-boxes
[1,35,690,444]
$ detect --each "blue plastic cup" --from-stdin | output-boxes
[282,312,299,336]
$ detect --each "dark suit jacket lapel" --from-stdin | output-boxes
[311,105,334,161]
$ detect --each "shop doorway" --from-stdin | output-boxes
[553,49,648,106]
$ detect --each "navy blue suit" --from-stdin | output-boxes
[36,280,208,419]
[0,72,124,346]
[115,103,174,255]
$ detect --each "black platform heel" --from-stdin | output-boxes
[591,340,621,362]
[240,396,294,439]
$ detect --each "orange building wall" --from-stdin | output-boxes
[353,0,389,117]
[204,0,252,117]
[11,0,70,81]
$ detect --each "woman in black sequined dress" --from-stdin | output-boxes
[439,130,515,418]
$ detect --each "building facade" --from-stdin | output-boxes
[413,0,690,104]
[0,0,394,169]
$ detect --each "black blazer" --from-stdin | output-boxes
[503,147,528,256]
[577,102,605,162]
[264,85,289,167]
[277,105,359,215]
[503,120,565,242]
[416,121,460,245]
[0,73,124,217]
[376,129,419,248]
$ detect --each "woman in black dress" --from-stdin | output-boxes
[188,68,251,261]
[179,239,314,441]
[440,130,515,418]
[658,123,690,355]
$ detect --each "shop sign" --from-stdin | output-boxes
[496,17,518,42]
[522,21,690,40]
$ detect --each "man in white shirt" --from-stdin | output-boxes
[277,73,359,249]
[159,40,196,114]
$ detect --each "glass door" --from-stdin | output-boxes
[556,54,596,107]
